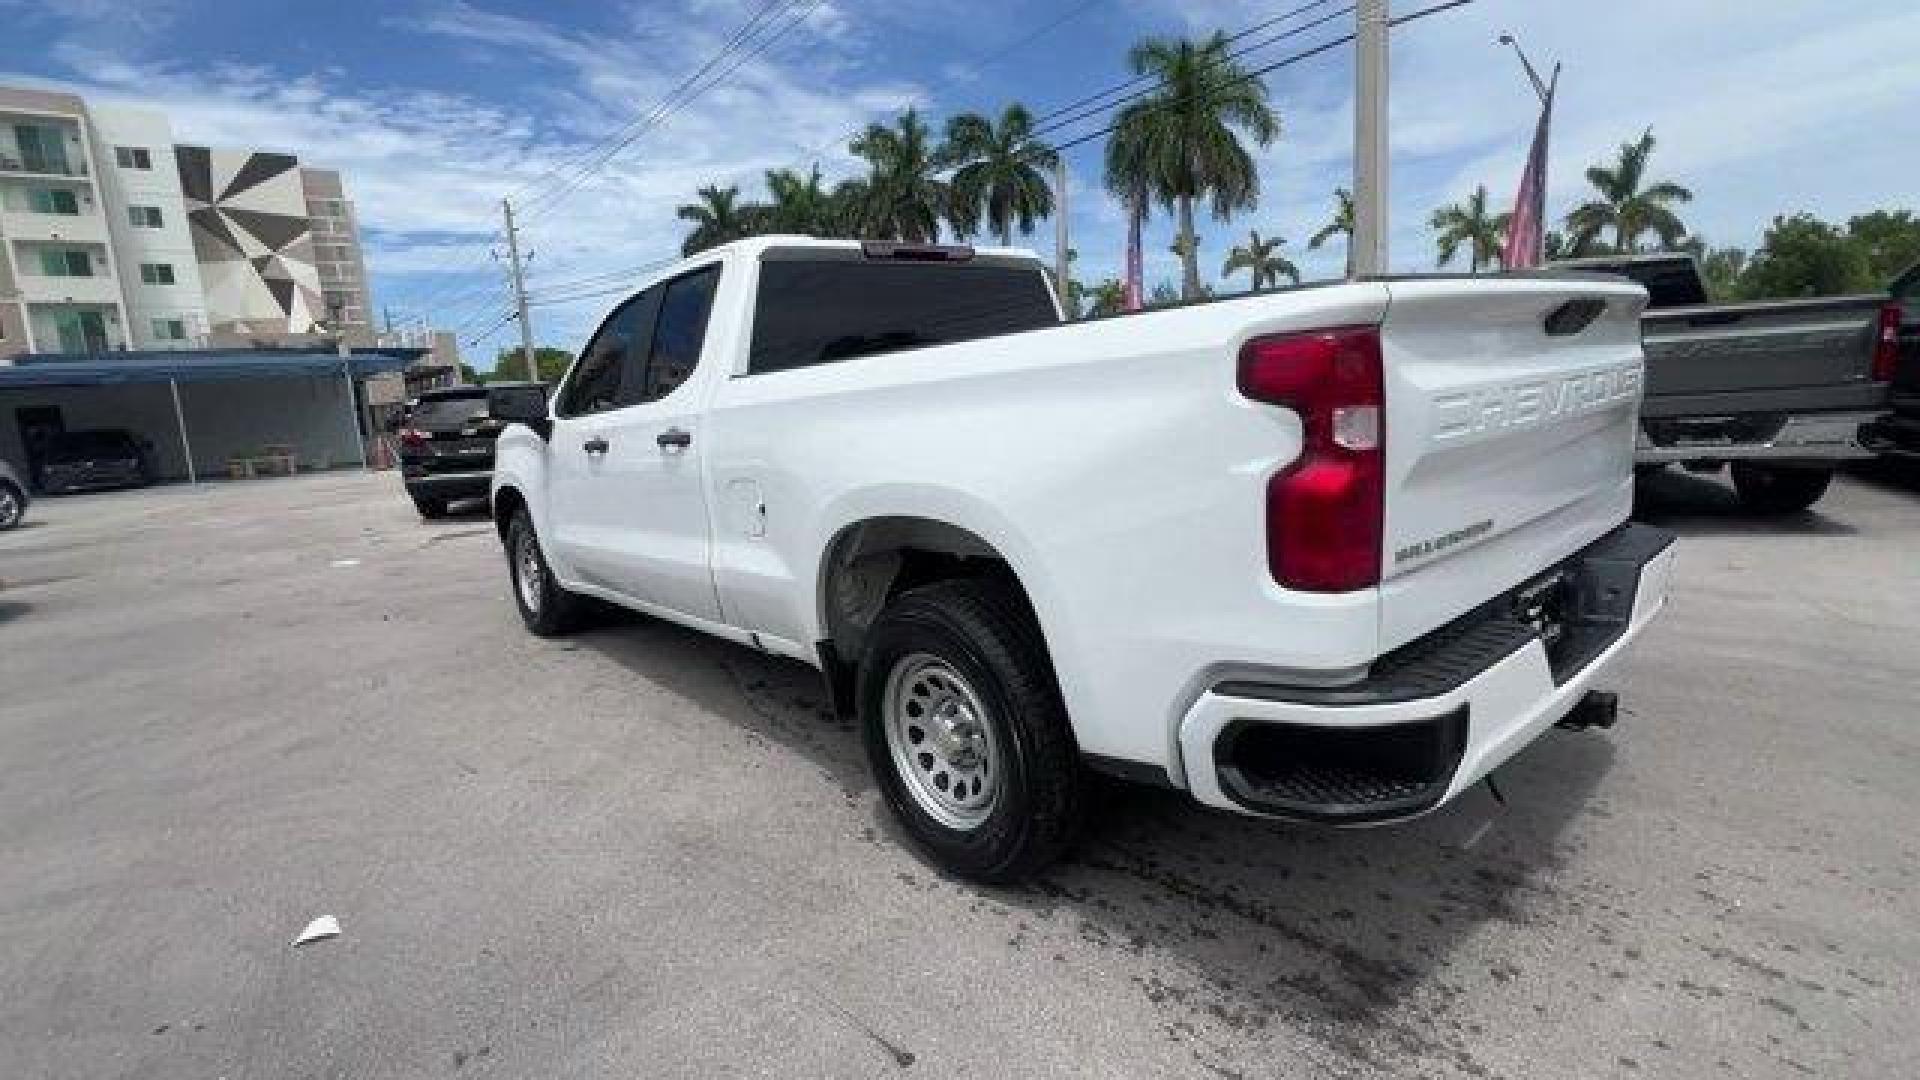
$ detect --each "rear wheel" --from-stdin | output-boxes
[0,481,23,531]
[857,577,1088,882]
[505,509,584,636]
[1730,463,1833,514]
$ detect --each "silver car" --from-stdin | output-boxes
[0,458,29,531]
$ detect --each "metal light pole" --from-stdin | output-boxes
[1053,156,1073,316]
[1351,0,1390,277]
[328,303,369,471]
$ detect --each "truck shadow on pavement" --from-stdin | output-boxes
[1632,469,1858,536]
[569,609,1617,1077]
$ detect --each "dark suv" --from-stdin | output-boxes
[38,429,153,495]
[397,384,533,517]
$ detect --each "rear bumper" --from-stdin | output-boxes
[1177,523,1676,823]
[403,469,492,499]
[1862,405,1920,459]
[1636,411,1882,463]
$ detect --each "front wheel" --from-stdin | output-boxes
[505,509,584,636]
[1730,463,1833,514]
[0,481,23,530]
[857,577,1088,883]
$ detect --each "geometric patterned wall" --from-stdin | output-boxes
[176,145,322,337]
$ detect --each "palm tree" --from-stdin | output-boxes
[1222,229,1300,291]
[1085,278,1127,317]
[1308,187,1355,277]
[1566,128,1692,254]
[760,165,838,235]
[942,104,1057,246]
[849,108,947,242]
[1430,184,1508,273]
[1110,32,1280,299]
[676,184,751,255]
[1103,115,1153,309]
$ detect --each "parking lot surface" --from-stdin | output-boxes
[2,468,1916,1079]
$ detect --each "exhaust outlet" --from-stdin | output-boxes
[1557,690,1619,731]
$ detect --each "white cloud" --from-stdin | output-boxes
[3,0,938,356]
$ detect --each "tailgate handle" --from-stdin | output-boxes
[1545,296,1607,336]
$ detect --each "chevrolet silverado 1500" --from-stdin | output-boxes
[1552,254,1898,513]
[487,237,1676,881]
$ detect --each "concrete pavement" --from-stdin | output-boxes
[1,467,1915,1078]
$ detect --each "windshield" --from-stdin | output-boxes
[48,431,135,461]
[410,393,490,428]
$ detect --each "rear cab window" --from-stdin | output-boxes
[410,393,490,428]
[748,249,1059,375]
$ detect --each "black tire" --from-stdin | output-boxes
[0,480,24,531]
[505,508,584,636]
[1730,463,1832,514]
[856,577,1088,883]
[412,494,449,518]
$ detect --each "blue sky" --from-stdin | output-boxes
[4,0,1916,369]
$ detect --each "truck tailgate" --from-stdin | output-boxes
[1641,295,1885,398]
[1376,276,1648,651]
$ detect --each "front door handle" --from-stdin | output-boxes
[656,427,692,449]
[583,436,610,455]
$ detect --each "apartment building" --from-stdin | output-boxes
[0,87,130,356]
[92,104,211,350]
[0,84,375,361]
[303,168,374,342]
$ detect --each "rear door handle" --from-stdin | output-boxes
[583,436,610,455]
[656,427,691,449]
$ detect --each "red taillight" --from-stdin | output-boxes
[1239,326,1385,592]
[1873,302,1902,383]
[399,428,428,449]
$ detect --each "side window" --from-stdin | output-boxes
[632,266,720,404]
[556,295,646,417]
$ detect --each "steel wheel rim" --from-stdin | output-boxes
[515,529,544,614]
[883,653,1002,830]
[0,488,17,529]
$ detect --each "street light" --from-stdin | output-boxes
[1498,31,1552,104]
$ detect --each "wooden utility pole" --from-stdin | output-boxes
[501,198,537,383]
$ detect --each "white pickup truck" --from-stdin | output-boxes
[487,237,1676,881]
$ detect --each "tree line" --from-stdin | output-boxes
[663,34,1918,325]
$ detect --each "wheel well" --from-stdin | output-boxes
[815,517,1041,714]
[493,485,525,542]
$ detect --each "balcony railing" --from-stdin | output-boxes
[0,154,88,178]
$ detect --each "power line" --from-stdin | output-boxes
[504,0,794,211]
[1047,0,1473,155]
[396,0,802,321]
[1028,0,1341,132]
[517,0,826,225]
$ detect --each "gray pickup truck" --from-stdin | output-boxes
[1861,262,1920,461]
[1553,254,1897,513]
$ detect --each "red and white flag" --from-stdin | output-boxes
[1501,82,1555,270]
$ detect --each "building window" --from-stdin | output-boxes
[28,188,80,215]
[140,262,176,285]
[151,318,187,341]
[114,146,153,170]
[128,205,164,228]
[38,249,93,277]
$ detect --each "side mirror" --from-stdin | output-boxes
[487,385,551,440]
